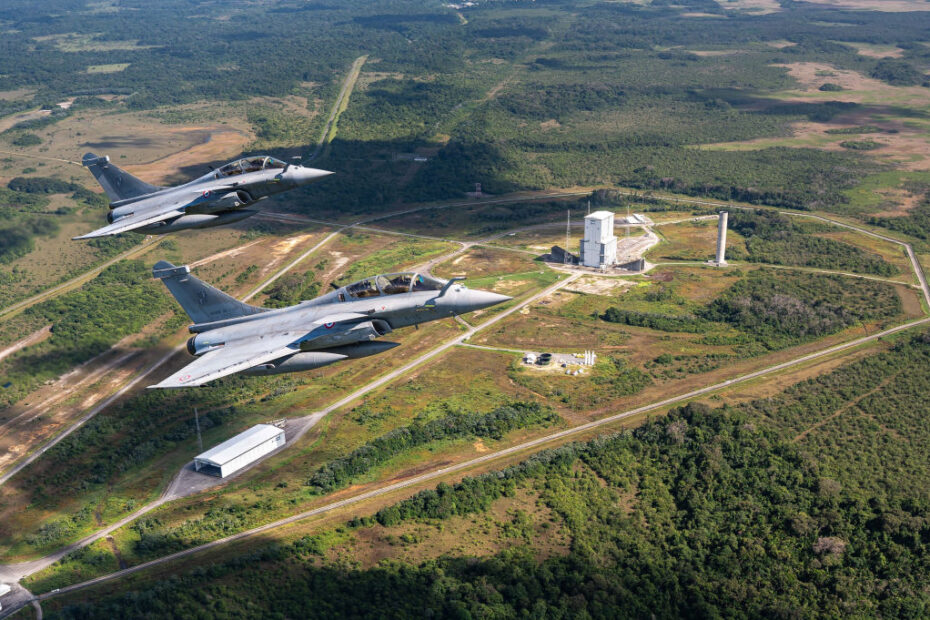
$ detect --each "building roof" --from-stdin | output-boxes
[585,210,614,221]
[195,424,283,466]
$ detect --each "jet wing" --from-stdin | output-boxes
[149,312,371,388]
[151,336,300,389]
[72,208,185,239]
[74,183,242,239]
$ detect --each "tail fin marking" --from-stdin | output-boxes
[153,260,267,324]
[82,152,163,202]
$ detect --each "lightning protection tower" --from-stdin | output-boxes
[715,211,728,266]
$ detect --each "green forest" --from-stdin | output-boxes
[727,210,899,276]
[603,268,901,352]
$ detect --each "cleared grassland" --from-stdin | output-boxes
[85,64,130,74]
[432,246,541,280]
[646,219,747,262]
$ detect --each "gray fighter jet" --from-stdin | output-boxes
[149,261,511,388]
[74,153,332,239]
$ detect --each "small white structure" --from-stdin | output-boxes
[715,211,728,266]
[524,353,537,365]
[580,210,617,268]
[618,213,648,225]
[194,424,285,478]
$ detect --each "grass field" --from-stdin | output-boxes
[85,63,130,74]
[647,219,746,262]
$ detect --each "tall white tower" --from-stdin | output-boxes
[715,211,728,266]
[580,211,617,268]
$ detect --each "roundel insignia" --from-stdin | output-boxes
[324,322,335,329]
[179,374,191,383]
[202,190,212,198]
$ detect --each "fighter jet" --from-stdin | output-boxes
[149,261,511,388]
[74,153,332,239]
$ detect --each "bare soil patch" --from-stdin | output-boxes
[842,42,905,58]
[895,283,924,317]
[566,276,634,296]
[125,126,251,184]
[0,108,49,133]
[0,326,51,364]
[775,62,887,94]
[433,246,538,280]
[716,0,781,13]
[870,188,924,216]
[689,50,746,56]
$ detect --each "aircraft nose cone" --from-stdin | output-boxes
[461,290,512,312]
[294,167,334,185]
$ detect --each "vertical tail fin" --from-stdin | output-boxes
[153,261,267,324]
[82,152,163,202]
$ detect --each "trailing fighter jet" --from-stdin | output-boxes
[74,153,332,239]
[149,261,511,388]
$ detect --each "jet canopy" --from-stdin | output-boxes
[216,156,288,178]
[343,272,446,299]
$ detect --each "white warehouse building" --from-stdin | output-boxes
[194,424,285,478]
[579,210,617,268]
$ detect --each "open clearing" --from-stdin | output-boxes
[85,64,130,74]
[698,63,930,174]
[32,33,157,53]
[800,0,930,10]
[3,106,254,187]
[774,62,927,104]
[715,0,781,14]
[839,42,905,58]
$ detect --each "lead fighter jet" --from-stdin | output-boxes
[149,261,511,388]
[74,153,332,239]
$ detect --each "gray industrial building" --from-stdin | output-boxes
[194,424,285,478]
[580,211,617,268]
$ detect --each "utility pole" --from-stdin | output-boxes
[194,407,203,452]
[565,210,571,264]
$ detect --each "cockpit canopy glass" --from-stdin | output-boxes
[346,277,380,299]
[412,273,445,292]
[216,156,288,178]
[343,272,445,299]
